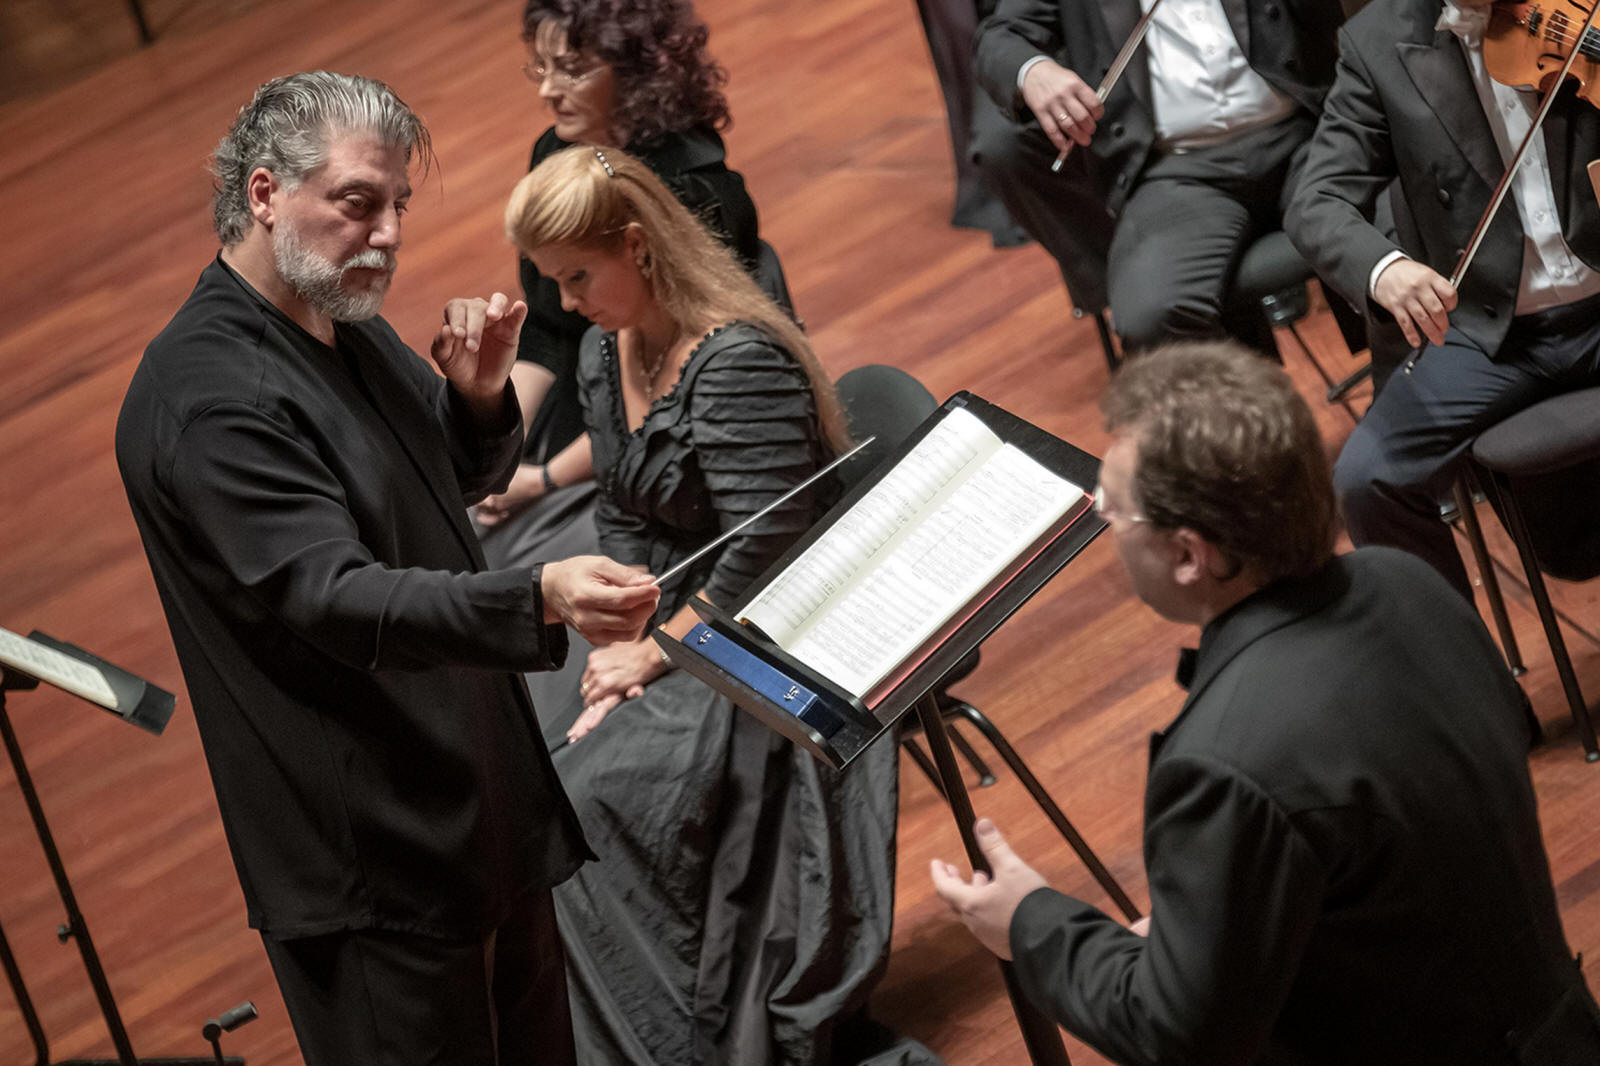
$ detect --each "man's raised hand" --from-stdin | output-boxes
[431,293,529,406]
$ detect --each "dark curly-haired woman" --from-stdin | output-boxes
[474,0,768,761]
[476,0,760,538]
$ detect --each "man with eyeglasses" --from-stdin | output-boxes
[933,341,1600,1063]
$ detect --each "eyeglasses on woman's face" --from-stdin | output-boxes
[522,58,603,88]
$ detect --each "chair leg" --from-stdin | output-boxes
[943,698,1142,921]
[947,720,998,787]
[1326,362,1372,403]
[1275,317,1365,423]
[1489,471,1600,761]
[1454,476,1525,675]
[901,738,947,798]
[1093,310,1120,373]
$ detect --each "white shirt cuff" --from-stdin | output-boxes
[1369,250,1409,301]
[1018,55,1050,94]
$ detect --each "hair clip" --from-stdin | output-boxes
[594,148,615,177]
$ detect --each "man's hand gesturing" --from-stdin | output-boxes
[930,818,1050,960]
[431,293,529,410]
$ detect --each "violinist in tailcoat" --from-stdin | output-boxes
[972,0,1345,351]
[1287,0,1600,598]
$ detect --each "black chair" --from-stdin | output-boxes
[753,238,797,322]
[1095,231,1372,408]
[1467,386,1600,762]
[833,364,1141,920]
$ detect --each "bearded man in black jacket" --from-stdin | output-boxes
[116,71,659,1066]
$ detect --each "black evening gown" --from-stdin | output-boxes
[551,323,938,1065]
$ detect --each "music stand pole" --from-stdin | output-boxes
[0,668,238,1066]
[2,671,138,1063]
[1,904,52,1066]
[914,691,1073,1066]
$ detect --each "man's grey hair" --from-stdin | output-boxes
[211,71,433,246]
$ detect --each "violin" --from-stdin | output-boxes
[1399,0,1600,369]
[1483,0,1600,102]
[1484,0,1600,264]
[1439,0,1600,293]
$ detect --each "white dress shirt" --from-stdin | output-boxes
[1019,0,1294,150]
[1368,1,1600,312]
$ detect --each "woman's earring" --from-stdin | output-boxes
[639,255,652,279]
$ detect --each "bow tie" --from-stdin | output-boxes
[1436,0,1489,46]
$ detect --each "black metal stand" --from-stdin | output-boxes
[125,0,153,45]
[914,691,1073,1066]
[0,671,241,1066]
[1325,361,1372,403]
[1,909,51,1066]
[1479,470,1600,762]
[1452,478,1524,677]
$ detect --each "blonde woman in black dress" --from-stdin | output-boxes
[505,146,938,1066]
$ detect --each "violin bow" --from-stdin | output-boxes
[1051,0,1169,173]
[1450,0,1600,289]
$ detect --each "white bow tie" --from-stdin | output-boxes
[1436,0,1489,46]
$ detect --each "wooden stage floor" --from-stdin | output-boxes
[2,1,1599,1063]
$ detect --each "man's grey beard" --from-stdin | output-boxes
[273,219,396,323]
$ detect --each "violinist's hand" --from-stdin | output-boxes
[1021,59,1103,153]
[1373,258,1457,349]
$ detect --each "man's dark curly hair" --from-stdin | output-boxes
[522,0,731,148]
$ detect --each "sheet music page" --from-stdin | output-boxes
[0,626,120,710]
[741,404,1085,698]
[780,443,1082,696]
[740,406,1002,644]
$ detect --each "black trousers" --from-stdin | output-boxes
[262,888,575,1066]
[972,109,1313,352]
[1108,115,1313,352]
[1335,292,1600,599]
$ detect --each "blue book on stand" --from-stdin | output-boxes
[680,623,845,738]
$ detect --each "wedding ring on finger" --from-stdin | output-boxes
[1057,113,1069,123]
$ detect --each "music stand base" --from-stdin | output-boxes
[914,692,1073,1066]
[0,681,247,1066]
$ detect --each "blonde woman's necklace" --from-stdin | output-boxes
[636,326,680,394]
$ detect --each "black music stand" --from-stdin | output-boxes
[660,394,1116,1066]
[0,632,242,1066]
